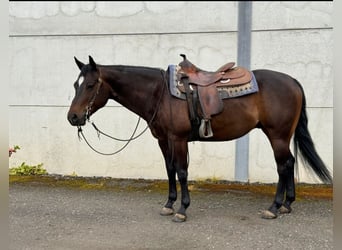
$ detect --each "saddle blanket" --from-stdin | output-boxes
[168,64,259,100]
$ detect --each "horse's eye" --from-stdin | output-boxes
[86,82,96,89]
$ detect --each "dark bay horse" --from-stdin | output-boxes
[67,56,332,222]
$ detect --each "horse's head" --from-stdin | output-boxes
[67,56,109,126]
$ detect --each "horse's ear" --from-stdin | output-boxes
[89,56,97,71]
[74,56,85,70]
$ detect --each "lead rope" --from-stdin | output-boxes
[90,119,149,142]
[77,69,166,155]
[77,117,141,156]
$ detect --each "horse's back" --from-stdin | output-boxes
[253,69,302,94]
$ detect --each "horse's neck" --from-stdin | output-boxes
[100,65,165,120]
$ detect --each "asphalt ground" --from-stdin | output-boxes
[9,176,333,250]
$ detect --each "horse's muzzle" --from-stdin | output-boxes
[67,112,86,126]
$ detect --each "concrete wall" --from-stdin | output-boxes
[9,2,333,183]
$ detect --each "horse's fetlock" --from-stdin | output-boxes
[183,198,190,209]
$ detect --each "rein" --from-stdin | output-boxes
[77,118,142,156]
[77,69,166,155]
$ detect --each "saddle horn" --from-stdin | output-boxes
[180,54,187,61]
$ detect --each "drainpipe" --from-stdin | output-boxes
[235,1,252,182]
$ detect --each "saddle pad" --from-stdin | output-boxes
[168,64,259,100]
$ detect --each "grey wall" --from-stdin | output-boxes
[9,2,333,183]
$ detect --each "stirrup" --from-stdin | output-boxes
[199,119,213,138]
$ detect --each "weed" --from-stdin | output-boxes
[9,162,47,176]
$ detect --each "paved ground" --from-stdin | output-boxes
[9,177,333,250]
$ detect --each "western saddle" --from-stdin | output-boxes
[176,54,252,138]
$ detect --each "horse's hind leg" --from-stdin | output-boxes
[280,155,296,214]
[262,139,296,219]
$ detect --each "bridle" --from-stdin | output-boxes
[85,77,103,120]
[76,69,167,155]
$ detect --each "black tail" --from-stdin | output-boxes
[293,79,332,184]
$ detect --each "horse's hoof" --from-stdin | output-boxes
[160,207,174,216]
[279,205,292,214]
[261,210,277,219]
[172,213,187,222]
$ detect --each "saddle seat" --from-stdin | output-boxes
[178,54,252,87]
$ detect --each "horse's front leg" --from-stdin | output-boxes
[158,139,177,216]
[172,140,190,222]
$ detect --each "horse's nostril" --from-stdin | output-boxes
[68,113,79,125]
[68,112,86,126]
[71,114,78,122]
